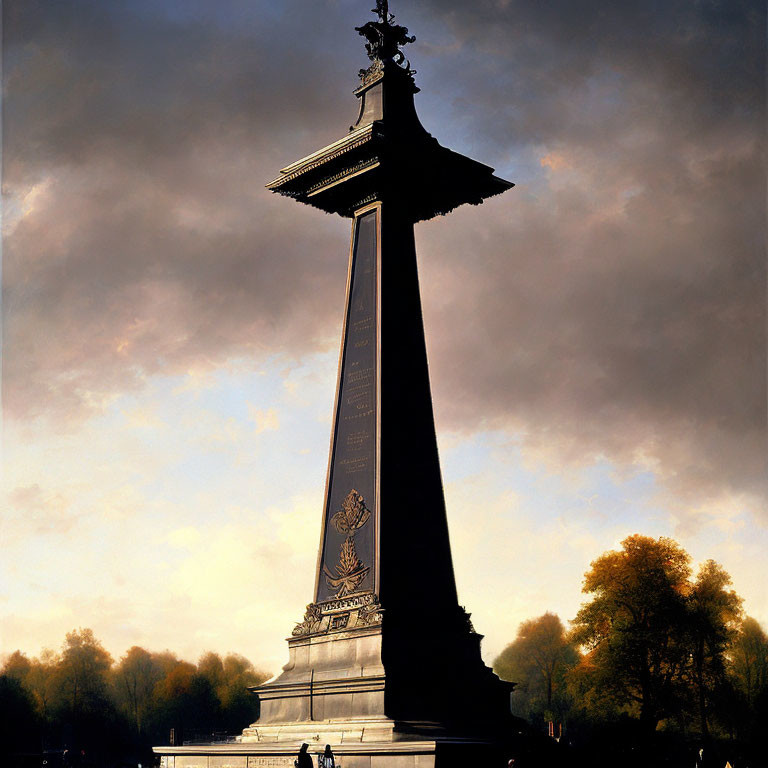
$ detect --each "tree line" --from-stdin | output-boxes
[0,630,269,766]
[2,534,765,767]
[493,535,768,767]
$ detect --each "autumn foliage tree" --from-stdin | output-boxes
[569,534,751,744]
[0,628,270,766]
[55,628,114,719]
[114,645,163,734]
[494,612,579,723]
[730,616,768,707]
[210,652,270,732]
[686,560,742,739]
[727,616,768,744]
[570,535,692,732]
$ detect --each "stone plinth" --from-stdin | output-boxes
[241,624,394,745]
[157,739,505,768]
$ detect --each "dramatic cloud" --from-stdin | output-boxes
[407,0,765,511]
[3,0,765,530]
[3,0,355,424]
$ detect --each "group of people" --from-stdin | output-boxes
[295,742,336,768]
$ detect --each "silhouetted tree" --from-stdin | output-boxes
[54,628,114,719]
[0,673,42,760]
[3,650,32,682]
[198,651,226,692]
[726,615,768,751]
[27,649,59,722]
[49,628,132,763]
[219,653,269,731]
[114,645,163,734]
[152,658,221,739]
[494,612,579,723]
[686,560,742,740]
[729,616,768,708]
[0,630,272,765]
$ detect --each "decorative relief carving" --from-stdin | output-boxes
[357,597,384,626]
[331,489,371,533]
[358,58,385,87]
[355,1,415,64]
[321,490,373,598]
[291,593,383,638]
[324,536,370,597]
[292,603,322,637]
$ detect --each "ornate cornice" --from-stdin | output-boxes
[267,126,376,191]
[303,158,380,197]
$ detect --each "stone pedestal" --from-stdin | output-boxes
[159,739,506,768]
[243,626,388,734]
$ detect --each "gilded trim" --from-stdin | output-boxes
[266,126,375,188]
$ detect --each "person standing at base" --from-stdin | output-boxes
[321,744,335,768]
[296,743,313,768]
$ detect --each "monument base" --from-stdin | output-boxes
[155,737,507,768]
[241,717,396,745]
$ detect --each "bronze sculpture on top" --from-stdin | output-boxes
[267,2,510,222]
[156,4,525,767]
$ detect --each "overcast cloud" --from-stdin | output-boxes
[3,0,765,521]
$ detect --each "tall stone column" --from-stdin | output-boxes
[243,2,515,742]
[155,4,524,767]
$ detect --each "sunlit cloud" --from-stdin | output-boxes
[539,151,571,171]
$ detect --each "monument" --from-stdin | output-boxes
[156,3,526,767]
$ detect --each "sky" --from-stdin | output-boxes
[1,0,765,676]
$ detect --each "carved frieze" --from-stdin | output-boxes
[304,158,381,198]
[291,593,383,638]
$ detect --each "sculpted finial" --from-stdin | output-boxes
[356,0,415,64]
[374,0,390,24]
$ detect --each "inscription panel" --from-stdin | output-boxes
[175,758,208,768]
[210,758,248,768]
[317,210,378,602]
[247,758,296,768]
[321,593,377,613]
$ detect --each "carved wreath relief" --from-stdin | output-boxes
[323,489,371,598]
[292,603,323,636]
